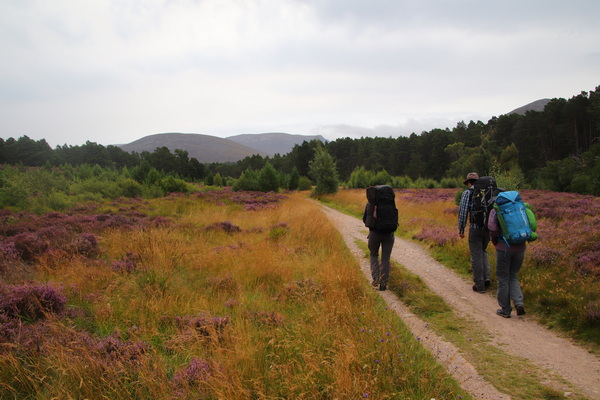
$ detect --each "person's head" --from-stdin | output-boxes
[463,172,479,186]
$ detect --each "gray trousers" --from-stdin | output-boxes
[468,225,491,290]
[496,250,525,314]
[368,230,395,285]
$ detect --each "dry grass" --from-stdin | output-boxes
[1,191,470,399]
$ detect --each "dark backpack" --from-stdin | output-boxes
[469,176,502,228]
[364,185,399,232]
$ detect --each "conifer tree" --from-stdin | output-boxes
[309,144,339,195]
[258,162,279,192]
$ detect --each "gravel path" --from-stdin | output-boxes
[319,203,600,400]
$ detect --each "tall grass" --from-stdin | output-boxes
[0,190,470,399]
[323,188,600,348]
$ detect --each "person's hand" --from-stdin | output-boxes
[459,232,464,239]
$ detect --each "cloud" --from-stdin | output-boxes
[1,0,599,148]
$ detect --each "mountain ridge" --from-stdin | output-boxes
[507,98,551,115]
[117,99,550,163]
[117,132,324,163]
[117,133,269,163]
[227,132,326,156]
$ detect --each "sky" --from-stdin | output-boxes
[1,0,599,148]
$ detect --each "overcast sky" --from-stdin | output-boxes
[1,0,599,148]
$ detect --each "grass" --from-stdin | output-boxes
[1,190,471,399]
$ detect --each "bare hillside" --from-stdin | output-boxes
[118,132,268,163]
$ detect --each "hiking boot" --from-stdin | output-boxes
[496,309,511,318]
[472,285,485,294]
[516,305,526,316]
[379,283,387,291]
[484,280,491,289]
[371,280,379,288]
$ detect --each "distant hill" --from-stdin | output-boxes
[118,133,268,163]
[117,100,550,163]
[507,98,551,116]
[227,132,327,156]
[117,132,325,163]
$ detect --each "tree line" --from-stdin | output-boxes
[2,84,599,195]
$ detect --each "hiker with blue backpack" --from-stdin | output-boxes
[458,172,493,294]
[488,191,538,318]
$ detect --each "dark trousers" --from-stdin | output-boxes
[496,250,525,314]
[468,225,491,290]
[368,230,395,285]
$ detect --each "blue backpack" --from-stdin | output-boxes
[493,191,538,245]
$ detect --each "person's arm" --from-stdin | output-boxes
[488,208,499,244]
[458,190,470,237]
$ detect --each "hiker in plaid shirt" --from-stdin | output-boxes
[458,172,491,293]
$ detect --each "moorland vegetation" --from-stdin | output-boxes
[0,189,473,399]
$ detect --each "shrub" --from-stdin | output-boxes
[72,233,100,257]
[232,168,260,191]
[159,176,190,194]
[268,222,290,241]
[45,189,73,211]
[111,251,141,274]
[0,282,67,321]
[348,166,370,189]
[309,145,339,195]
[0,242,18,262]
[118,178,144,198]
[370,169,392,186]
[11,232,48,261]
[204,221,241,234]
[287,167,300,190]
[413,224,457,247]
[392,175,413,189]
[297,176,313,191]
[171,358,217,397]
[258,162,280,192]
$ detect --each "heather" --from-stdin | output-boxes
[0,189,470,399]
[323,188,600,345]
[0,198,171,280]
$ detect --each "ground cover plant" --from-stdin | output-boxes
[0,164,195,214]
[0,188,471,399]
[321,188,600,347]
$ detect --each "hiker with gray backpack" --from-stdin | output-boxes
[458,172,500,294]
[363,185,399,291]
[488,190,538,318]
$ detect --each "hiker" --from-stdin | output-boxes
[363,185,398,291]
[458,172,492,293]
[487,207,527,318]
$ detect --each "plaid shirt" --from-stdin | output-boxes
[458,188,472,234]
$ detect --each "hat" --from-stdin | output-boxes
[463,172,479,185]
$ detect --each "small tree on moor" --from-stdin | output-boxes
[309,144,339,195]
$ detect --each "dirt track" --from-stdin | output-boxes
[319,203,600,400]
